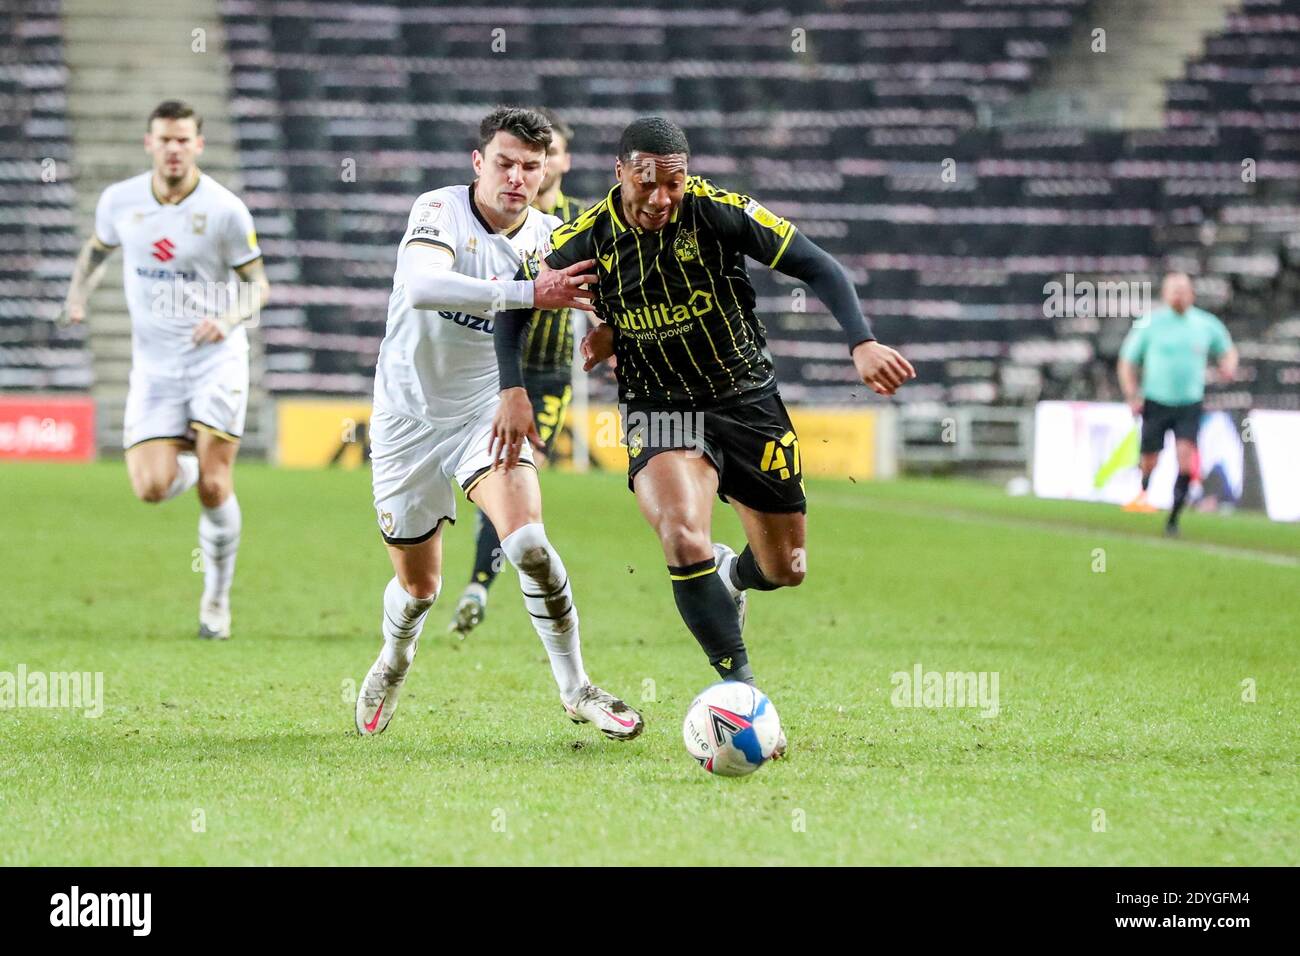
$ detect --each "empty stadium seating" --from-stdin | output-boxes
[0,0,88,391]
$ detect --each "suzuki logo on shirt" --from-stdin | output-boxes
[152,238,176,262]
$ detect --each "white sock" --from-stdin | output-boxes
[199,493,241,606]
[716,546,742,600]
[501,523,587,702]
[380,576,438,671]
[162,453,199,501]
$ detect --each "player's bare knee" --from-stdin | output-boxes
[131,472,170,503]
[196,474,230,508]
[659,522,712,565]
[401,573,441,602]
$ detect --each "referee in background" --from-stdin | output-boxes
[1117,272,1238,536]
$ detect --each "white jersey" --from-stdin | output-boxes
[94,171,262,375]
[373,184,559,425]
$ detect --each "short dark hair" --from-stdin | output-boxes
[534,107,574,147]
[478,106,552,153]
[618,116,689,161]
[148,100,202,133]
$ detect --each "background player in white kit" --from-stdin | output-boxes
[355,107,643,740]
[62,100,270,640]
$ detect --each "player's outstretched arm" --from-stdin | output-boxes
[60,235,116,326]
[490,259,598,469]
[773,231,915,395]
[193,257,271,344]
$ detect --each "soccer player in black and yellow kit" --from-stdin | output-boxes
[492,118,914,752]
[447,108,588,635]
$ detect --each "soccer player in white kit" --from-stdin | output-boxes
[62,101,270,640]
[354,107,644,740]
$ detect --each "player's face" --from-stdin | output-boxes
[617,152,687,232]
[472,132,547,219]
[1162,275,1194,313]
[145,118,203,184]
[539,134,571,195]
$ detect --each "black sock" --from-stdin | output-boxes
[470,509,502,589]
[670,559,752,683]
[1141,471,1151,492]
[732,545,780,592]
[1170,472,1192,524]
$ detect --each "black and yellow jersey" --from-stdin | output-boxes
[522,190,586,373]
[541,176,797,409]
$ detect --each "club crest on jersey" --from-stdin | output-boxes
[379,511,395,535]
[151,238,175,262]
[190,212,207,235]
[673,229,700,263]
[523,250,540,277]
[627,428,644,459]
[465,237,478,254]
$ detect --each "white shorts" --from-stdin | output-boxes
[123,352,249,449]
[370,403,536,544]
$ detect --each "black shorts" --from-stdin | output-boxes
[623,393,807,514]
[1141,399,1202,453]
[523,369,573,458]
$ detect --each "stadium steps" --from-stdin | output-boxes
[61,0,270,457]
[1024,0,1239,128]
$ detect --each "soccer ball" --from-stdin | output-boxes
[682,682,782,777]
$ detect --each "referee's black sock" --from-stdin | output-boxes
[1170,472,1192,525]
[470,509,503,590]
[669,559,753,684]
[732,546,781,592]
[1140,471,1151,492]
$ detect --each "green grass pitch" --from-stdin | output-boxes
[1,461,1296,865]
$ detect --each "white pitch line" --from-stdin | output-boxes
[815,492,1300,569]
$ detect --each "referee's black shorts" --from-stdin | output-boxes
[1140,399,1202,454]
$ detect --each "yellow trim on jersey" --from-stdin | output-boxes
[549,192,608,252]
[463,459,536,499]
[768,226,797,269]
[151,170,202,206]
[405,236,455,261]
[191,421,240,443]
[685,176,749,211]
[607,189,626,234]
[669,565,716,582]
[127,436,192,451]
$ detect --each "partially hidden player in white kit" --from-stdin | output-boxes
[355,107,644,740]
[62,100,270,640]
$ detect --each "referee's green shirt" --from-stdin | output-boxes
[1119,305,1232,406]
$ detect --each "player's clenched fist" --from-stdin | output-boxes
[532,258,597,312]
[489,386,545,470]
[852,340,915,396]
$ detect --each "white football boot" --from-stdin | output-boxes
[564,684,645,740]
[197,597,231,640]
[355,650,415,736]
[447,583,487,638]
[712,543,747,634]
